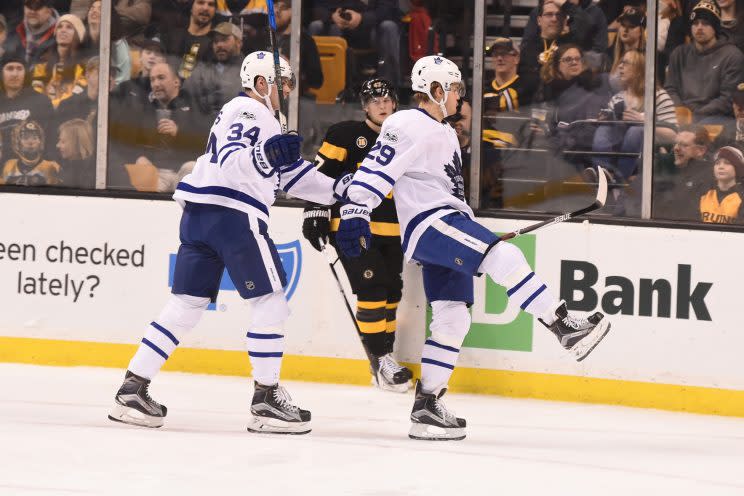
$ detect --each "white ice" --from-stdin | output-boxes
[1,364,744,496]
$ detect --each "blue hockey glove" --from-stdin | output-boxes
[336,202,371,258]
[253,134,303,176]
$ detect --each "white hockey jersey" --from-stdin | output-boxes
[346,108,472,260]
[173,93,337,226]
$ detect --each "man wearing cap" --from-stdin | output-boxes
[111,36,166,110]
[698,145,744,223]
[184,22,243,122]
[665,0,744,123]
[161,0,216,80]
[0,52,54,164]
[522,0,608,56]
[6,0,59,66]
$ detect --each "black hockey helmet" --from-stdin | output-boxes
[359,78,398,108]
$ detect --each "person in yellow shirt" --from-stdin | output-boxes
[1,119,60,186]
[699,146,744,224]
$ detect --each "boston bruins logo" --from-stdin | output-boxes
[363,269,374,279]
[356,136,368,148]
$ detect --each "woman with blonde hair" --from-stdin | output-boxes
[56,118,95,188]
[592,49,677,181]
[606,7,645,91]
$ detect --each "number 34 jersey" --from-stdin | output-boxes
[174,93,336,226]
[345,108,472,260]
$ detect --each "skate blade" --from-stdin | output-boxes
[108,404,164,428]
[408,422,465,441]
[372,376,412,393]
[572,319,611,362]
[246,415,311,435]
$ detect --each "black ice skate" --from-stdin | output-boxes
[540,302,611,362]
[409,381,466,441]
[371,353,413,393]
[108,370,167,428]
[246,382,311,435]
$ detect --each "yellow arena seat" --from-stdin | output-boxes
[310,36,348,104]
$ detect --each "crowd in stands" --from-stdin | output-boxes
[0,0,742,225]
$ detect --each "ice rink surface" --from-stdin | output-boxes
[2,364,744,496]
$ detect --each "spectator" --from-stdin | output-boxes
[0,119,60,185]
[308,0,401,86]
[56,117,94,188]
[518,0,590,94]
[522,0,608,60]
[665,0,744,123]
[483,37,535,149]
[123,61,199,192]
[214,0,267,54]
[657,0,687,82]
[0,53,55,164]
[592,49,677,182]
[718,0,744,52]
[31,13,88,108]
[83,0,131,84]
[697,145,744,223]
[161,0,215,80]
[535,44,612,162]
[654,125,712,220]
[606,7,645,91]
[269,0,322,95]
[1,2,25,32]
[184,21,242,122]
[112,36,165,108]
[57,55,113,128]
[6,0,60,66]
[0,15,11,60]
[717,82,744,149]
[115,0,153,40]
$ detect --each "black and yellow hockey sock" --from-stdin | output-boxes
[356,300,388,358]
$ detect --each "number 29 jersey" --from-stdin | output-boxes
[345,108,472,260]
[174,93,336,227]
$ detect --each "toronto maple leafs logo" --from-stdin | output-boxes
[257,52,266,59]
[443,151,464,201]
[434,56,443,64]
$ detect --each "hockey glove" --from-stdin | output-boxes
[253,133,303,176]
[302,206,331,252]
[336,202,371,258]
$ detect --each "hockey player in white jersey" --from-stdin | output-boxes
[108,51,351,434]
[337,55,612,441]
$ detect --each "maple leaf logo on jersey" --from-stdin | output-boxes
[443,151,464,201]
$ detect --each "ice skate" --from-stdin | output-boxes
[370,353,413,393]
[409,381,466,441]
[247,382,311,435]
[541,302,611,362]
[108,370,167,428]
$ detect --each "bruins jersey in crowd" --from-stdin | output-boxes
[699,185,744,224]
[482,75,534,148]
[315,120,399,237]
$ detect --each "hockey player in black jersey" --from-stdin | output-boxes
[302,78,413,392]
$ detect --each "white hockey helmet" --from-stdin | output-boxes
[410,55,465,117]
[240,51,296,111]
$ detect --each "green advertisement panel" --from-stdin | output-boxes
[426,234,536,352]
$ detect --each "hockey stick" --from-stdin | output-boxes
[319,239,362,335]
[266,0,288,132]
[501,166,608,241]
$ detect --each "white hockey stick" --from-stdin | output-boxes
[501,166,608,240]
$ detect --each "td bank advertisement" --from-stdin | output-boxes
[0,194,742,396]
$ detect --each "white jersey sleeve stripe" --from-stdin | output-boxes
[350,180,386,201]
[281,158,305,174]
[282,163,315,192]
[358,166,395,187]
[220,146,246,166]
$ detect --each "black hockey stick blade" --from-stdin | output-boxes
[502,166,608,240]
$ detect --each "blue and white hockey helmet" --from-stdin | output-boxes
[240,51,296,93]
[410,55,465,117]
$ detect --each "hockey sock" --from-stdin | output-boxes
[128,294,210,379]
[246,328,285,386]
[384,301,398,354]
[356,299,388,357]
[420,300,470,394]
[478,242,560,324]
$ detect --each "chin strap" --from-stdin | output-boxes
[260,84,275,115]
[425,86,450,118]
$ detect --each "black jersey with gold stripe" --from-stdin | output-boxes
[482,75,535,148]
[314,120,399,237]
[699,185,744,224]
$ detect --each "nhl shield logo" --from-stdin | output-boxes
[356,136,368,148]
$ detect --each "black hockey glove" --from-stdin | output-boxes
[302,206,331,252]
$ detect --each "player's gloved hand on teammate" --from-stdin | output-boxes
[302,206,331,252]
[254,133,304,176]
[336,202,371,258]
